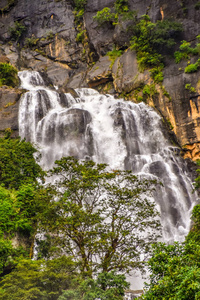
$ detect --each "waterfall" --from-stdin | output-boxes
[18,70,198,291]
[18,70,197,244]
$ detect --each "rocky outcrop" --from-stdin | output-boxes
[1,0,200,159]
[0,86,23,137]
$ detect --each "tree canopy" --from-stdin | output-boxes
[38,156,161,277]
[142,204,200,300]
[0,135,44,189]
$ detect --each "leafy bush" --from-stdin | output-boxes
[174,40,200,63]
[0,63,19,87]
[114,0,129,14]
[73,0,87,10]
[130,16,182,74]
[185,61,199,73]
[93,7,117,25]
[150,66,164,83]
[24,36,39,49]
[0,136,44,189]
[9,21,26,42]
[107,48,123,67]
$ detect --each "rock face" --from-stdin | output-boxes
[0,87,22,137]
[1,0,200,160]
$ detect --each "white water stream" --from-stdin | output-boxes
[18,70,197,289]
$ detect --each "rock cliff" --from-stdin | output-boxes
[0,0,200,160]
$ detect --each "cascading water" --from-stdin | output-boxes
[18,70,197,289]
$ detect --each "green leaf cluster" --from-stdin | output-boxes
[58,271,129,300]
[93,0,130,26]
[130,15,182,72]
[93,8,117,26]
[0,63,19,88]
[0,136,50,275]
[0,256,77,300]
[142,203,200,299]
[107,48,123,67]
[9,21,26,42]
[39,157,160,277]
[0,137,44,189]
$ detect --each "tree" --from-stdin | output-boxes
[142,204,200,300]
[58,271,129,300]
[0,63,19,87]
[40,157,161,277]
[0,183,52,276]
[0,257,77,300]
[0,135,45,189]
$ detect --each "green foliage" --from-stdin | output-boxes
[114,0,129,14]
[0,136,44,189]
[107,48,123,67]
[9,21,26,42]
[76,29,86,42]
[142,84,158,98]
[185,83,196,93]
[130,16,182,73]
[58,271,129,300]
[186,204,200,243]
[0,183,53,275]
[174,39,200,73]
[93,0,131,26]
[0,257,77,300]
[142,240,200,299]
[149,66,164,83]
[24,36,39,49]
[0,63,19,87]
[93,8,117,25]
[195,2,200,10]
[41,157,160,277]
[142,197,200,299]
[73,0,87,10]
[185,60,200,73]
[174,40,199,63]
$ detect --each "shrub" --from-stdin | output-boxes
[174,40,200,63]
[130,16,182,72]
[73,0,87,10]
[24,36,39,49]
[107,48,123,67]
[93,7,117,25]
[9,21,26,42]
[0,63,19,87]
[150,66,164,83]
[185,62,199,73]
[114,0,129,14]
